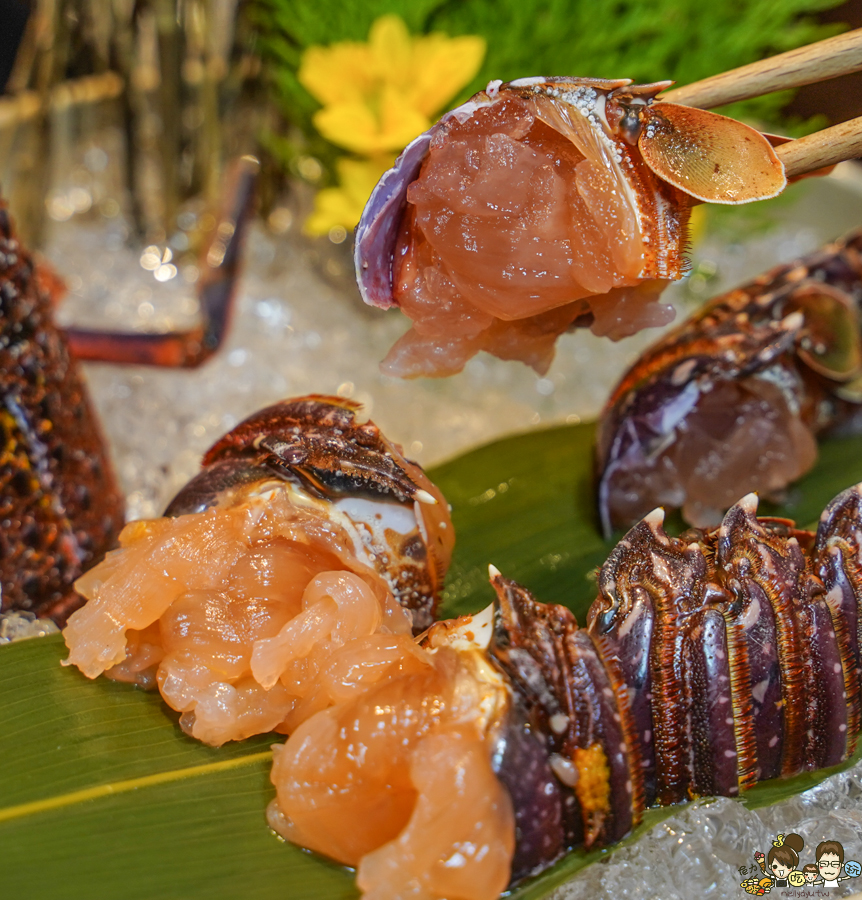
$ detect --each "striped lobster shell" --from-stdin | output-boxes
[489,484,862,879]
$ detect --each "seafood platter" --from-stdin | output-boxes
[4,57,862,900]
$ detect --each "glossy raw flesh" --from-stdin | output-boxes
[606,378,819,528]
[386,95,673,377]
[269,644,515,900]
[63,491,412,745]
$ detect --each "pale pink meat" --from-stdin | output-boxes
[356,730,515,900]
[605,378,819,529]
[385,95,674,377]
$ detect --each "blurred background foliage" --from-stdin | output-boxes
[0,0,858,243]
[251,0,850,206]
[254,0,846,123]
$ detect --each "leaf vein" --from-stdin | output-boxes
[0,750,273,824]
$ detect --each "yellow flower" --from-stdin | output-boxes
[303,155,394,236]
[299,14,486,155]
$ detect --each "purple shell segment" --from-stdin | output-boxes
[491,702,566,880]
[818,544,862,706]
[688,610,739,797]
[717,502,788,783]
[353,130,433,309]
[805,598,851,769]
[572,630,638,844]
[589,517,658,799]
[815,484,862,756]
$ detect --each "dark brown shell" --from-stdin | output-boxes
[0,204,124,624]
[201,395,433,505]
[596,229,862,534]
[489,575,642,851]
[489,485,862,876]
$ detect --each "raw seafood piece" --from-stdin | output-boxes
[597,229,862,533]
[62,396,453,745]
[272,484,862,898]
[0,201,124,624]
[268,616,516,900]
[356,77,785,377]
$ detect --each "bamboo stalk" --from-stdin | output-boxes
[662,29,862,109]
[776,116,862,179]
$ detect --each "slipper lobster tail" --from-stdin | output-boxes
[164,395,454,632]
[596,229,862,534]
[488,484,862,877]
[262,483,862,897]
[0,201,124,623]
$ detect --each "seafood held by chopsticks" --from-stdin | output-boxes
[270,485,862,898]
[62,396,453,745]
[356,30,862,379]
[356,77,785,378]
[0,201,124,624]
[597,229,862,533]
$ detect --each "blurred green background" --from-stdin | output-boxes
[1,0,860,243]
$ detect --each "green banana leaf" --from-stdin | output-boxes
[3,421,862,900]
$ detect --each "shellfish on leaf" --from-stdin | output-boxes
[270,485,862,898]
[62,396,454,746]
[596,229,862,535]
[355,77,785,378]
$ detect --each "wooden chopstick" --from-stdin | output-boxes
[775,115,862,179]
[660,29,862,180]
[661,29,862,109]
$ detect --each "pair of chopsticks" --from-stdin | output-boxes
[661,28,862,180]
